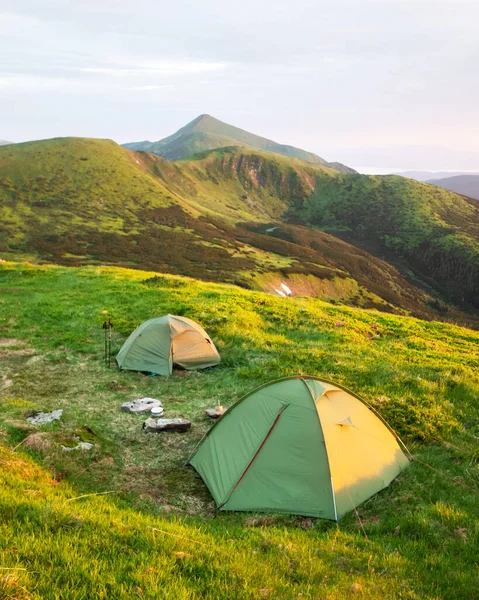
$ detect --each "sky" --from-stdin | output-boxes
[1,0,479,172]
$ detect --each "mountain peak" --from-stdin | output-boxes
[195,113,213,121]
[182,113,219,133]
[123,116,356,173]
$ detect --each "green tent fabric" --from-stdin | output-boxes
[116,315,220,377]
[189,376,409,520]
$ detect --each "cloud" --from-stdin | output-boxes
[78,60,227,76]
[0,72,176,94]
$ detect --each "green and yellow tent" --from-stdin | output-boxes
[189,376,409,520]
[116,315,220,377]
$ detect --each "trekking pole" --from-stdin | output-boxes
[108,318,114,368]
[102,321,108,366]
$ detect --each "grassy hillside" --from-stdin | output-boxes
[0,260,478,599]
[289,172,479,308]
[0,136,174,241]
[140,147,479,309]
[1,138,444,319]
[124,131,245,164]
[123,114,355,173]
[426,174,479,201]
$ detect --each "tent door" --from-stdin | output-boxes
[219,405,288,509]
[171,330,213,369]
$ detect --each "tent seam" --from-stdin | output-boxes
[300,379,338,522]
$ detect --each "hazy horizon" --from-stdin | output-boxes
[2,0,478,171]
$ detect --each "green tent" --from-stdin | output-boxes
[116,315,220,377]
[189,376,409,520]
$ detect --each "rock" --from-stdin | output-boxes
[62,442,94,451]
[27,409,63,425]
[143,417,191,433]
[77,442,94,450]
[205,407,225,419]
[121,398,162,414]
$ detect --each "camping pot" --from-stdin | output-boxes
[151,406,164,417]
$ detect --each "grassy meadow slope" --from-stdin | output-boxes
[0,261,478,599]
[0,138,444,318]
[136,147,479,309]
[0,136,173,239]
[288,172,479,307]
[123,114,355,173]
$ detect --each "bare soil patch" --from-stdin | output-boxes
[0,338,23,346]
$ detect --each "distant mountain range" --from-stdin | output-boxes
[123,114,356,174]
[425,174,479,201]
[395,170,479,201]
[395,170,479,182]
[0,140,12,146]
[1,135,478,320]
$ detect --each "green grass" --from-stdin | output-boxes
[0,260,478,599]
[0,137,173,239]
[1,139,445,318]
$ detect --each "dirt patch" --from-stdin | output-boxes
[0,338,36,360]
[121,465,167,502]
[244,516,279,528]
[23,433,53,452]
[173,369,201,378]
[1,375,13,389]
[108,381,131,392]
[25,355,42,365]
[0,338,23,347]
[0,348,36,360]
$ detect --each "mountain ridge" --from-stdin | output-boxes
[123,114,356,173]
[395,170,479,182]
